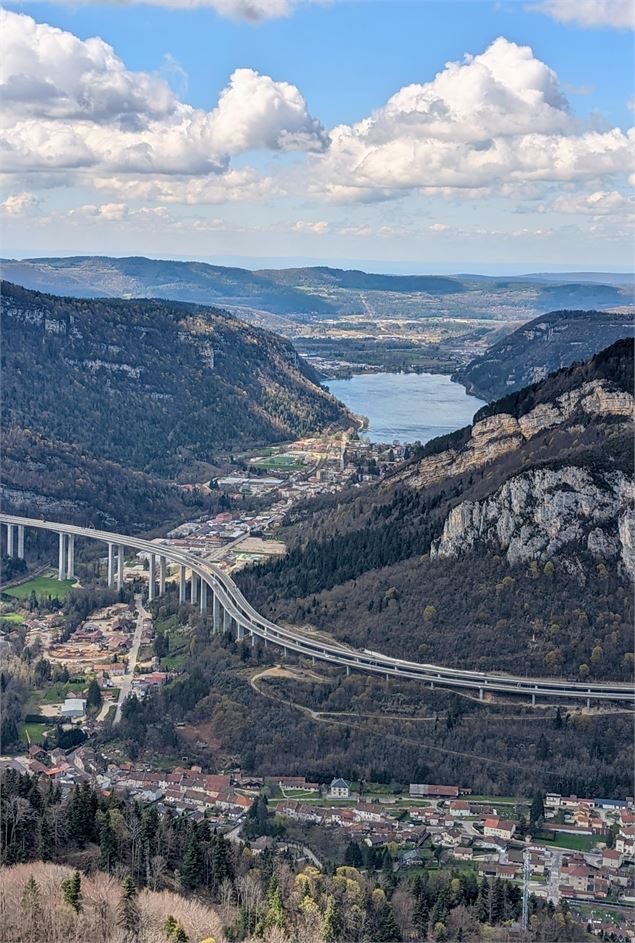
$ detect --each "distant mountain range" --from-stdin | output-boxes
[2,256,632,322]
[0,282,350,528]
[454,309,635,401]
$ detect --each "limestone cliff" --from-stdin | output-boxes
[430,467,635,577]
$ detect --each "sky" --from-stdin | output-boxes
[0,0,633,273]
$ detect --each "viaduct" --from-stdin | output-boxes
[1,513,633,709]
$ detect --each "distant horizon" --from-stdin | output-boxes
[3,251,633,281]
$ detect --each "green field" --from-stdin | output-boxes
[18,721,56,745]
[252,454,305,470]
[539,832,597,852]
[7,577,75,600]
[41,680,86,703]
[0,612,25,623]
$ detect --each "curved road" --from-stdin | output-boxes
[1,513,633,707]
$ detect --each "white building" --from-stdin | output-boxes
[61,697,86,719]
[329,778,351,798]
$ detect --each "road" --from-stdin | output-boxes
[2,513,634,707]
[113,593,146,725]
[547,848,563,904]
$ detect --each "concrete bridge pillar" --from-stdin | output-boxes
[148,554,156,601]
[586,690,591,710]
[251,632,255,647]
[17,525,25,559]
[479,687,484,701]
[191,573,199,605]
[223,608,231,633]
[66,535,75,579]
[213,594,222,634]
[107,543,115,587]
[7,524,15,558]
[179,565,186,603]
[117,544,125,590]
[346,665,350,676]
[159,556,166,595]
[237,622,244,641]
[58,532,67,580]
[200,580,208,613]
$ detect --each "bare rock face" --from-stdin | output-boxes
[430,468,635,577]
[403,379,633,491]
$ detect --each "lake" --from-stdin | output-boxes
[326,372,486,444]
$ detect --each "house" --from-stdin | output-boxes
[453,846,474,861]
[560,865,593,893]
[448,800,471,817]
[329,778,351,799]
[61,697,86,719]
[601,849,624,870]
[483,818,516,840]
[353,803,385,823]
[616,826,635,858]
[398,849,424,869]
[410,783,459,799]
[440,828,463,848]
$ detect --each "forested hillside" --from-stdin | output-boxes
[0,282,349,527]
[238,341,635,682]
[454,308,634,401]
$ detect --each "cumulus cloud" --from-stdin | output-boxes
[553,189,635,215]
[312,37,633,200]
[292,219,329,233]
[0,10,326,179]
[1,191,40,216]
[93,167,281,204]
[531,0,635,29]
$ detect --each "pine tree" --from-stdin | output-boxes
[118,876,140,941]
[413,892,429,939]
[21,876,43,941]
[99,813,118,872]
[181,833,203,891]
[344,841,363,868]
[37,814,54,861]
[62,870,82,913]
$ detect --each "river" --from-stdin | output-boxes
[325,372,486,444]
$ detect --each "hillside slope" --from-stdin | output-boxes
[2,256,631,322]
[239,340,634,681]
[0,282,349,527]
[454,308,634,401]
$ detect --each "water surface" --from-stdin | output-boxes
[326,372,486,444]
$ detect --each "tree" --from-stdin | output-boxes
[413,892,429,939]
[86,679,102,711]
[21,876,43,941]
[62,870,82,913]
[322,895,342,943]
[99,813,117,872]
[118,876,140,941]
[530,793,545,826]
[344,841,363,868]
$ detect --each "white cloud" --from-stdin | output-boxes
[312,37,633,200]
[0,191,40,216]
[0,10,326,179]
[93,167,281,204]
[292,219,329,233]
[26,0,297,21]
[531,0,635,29]
[553,189,635,215]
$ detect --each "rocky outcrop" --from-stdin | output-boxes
[403,379,633,491]
[430,467,635,577]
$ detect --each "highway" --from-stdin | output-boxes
[1,513,634,707]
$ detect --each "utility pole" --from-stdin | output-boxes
[522,846,530,932]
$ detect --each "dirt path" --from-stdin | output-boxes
[248,666,567,775]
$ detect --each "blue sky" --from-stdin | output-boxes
[1,0,633,272]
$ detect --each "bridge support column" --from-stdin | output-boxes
[107,543,115,587]
[346,666,350,677]
[430,681,435,689]
[223,608,231,633]
[17,525,25,559]
[179,566,186,603]
[191,573,199,605]
[531,693,536,706]
[237,623,244,641]
[148,554,156,601]
[479,687,484,701]
[213,594,222,633]
[117,544,124,590]
[200,580,208,613]
[66,535,75,579]
[586,691,591,710]
[7,524,15,558]
[159,556,166,595]
[251,632,255,647]
[58,532,67,580]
